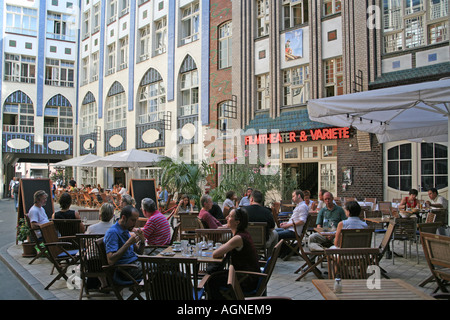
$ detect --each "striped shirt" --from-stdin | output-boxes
[142,210,171,245]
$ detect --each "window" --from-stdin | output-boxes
[382,0,448,53]
[44,104,73,136]
[4,54,36,84]
[405,15,425,48]
[218,101,233,136]
[139,25,151,61]
[138,71,166,124]
[282,0,308,29]
[108,0,117,24]
[324,57,343,97]
[218,22,232,69]
[83,10,90,39]
[45,59,75,87]
[3,93,34,134]
[47,12,76,41]
[320,163,336,194]
[5,5,38,36]
[82,57,89,85]
[179,70,199,116]
[106,92,127,130]
[155,17,167,55]
[118,37,128,71]
[323,145,337,157]
[429,20,448,44]
[256,74,270,110]
[119,0,129,17]
[284,147,299,159]
[303,146,318,159]
[107,43,116,75]
[429,0,448,20]
[421,143,448,191]
[283,65,310,106]
[92,4,100,33]
[388,144,412,191]
[80,100,97,135]
[323,0,341,16]
[91,52,99,81]
[256,0,270,37]
[180,2,199,45]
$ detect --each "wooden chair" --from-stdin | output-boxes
[247,222,268,260]
[76,233,110,300]
[234,240,284,298]
[270,202,281,228]
[392,217,419,264]
[364,198,377,210]
[344,197,356,203]
[91,193,102,208]
[420,232,450,293]
[339,228,374,248]
[418,222,443,235]
[295,215,326,281]
[51,219,83,249]
[226,265,291,301]
[24,214,49,265]
[324,248,380,279]
[431,209,448,225]
[378,201,393,216]
[194,228,233,244]
[138,255,207,300]
[376,221,396,279]
[94,238,144,300]
[179,213,202,241]
[83,192,94,208]
[39,222,80,290]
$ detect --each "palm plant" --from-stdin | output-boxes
[159,158,214,208]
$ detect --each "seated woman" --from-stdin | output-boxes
[332,201,368,248]
[399,188,419,210]
[52,192,85,233]
[85,203,114,235]
[175,194,193,214]
[206,207,261,300]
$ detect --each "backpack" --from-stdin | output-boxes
[13,182,19,194]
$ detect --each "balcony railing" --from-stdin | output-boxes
[3,125,34,134]
[44,127,73,136]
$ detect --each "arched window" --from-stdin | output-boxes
[105,81,126,130]
[2,91,34,133]
[138,68,165,124]
[44,94,73,136]
[179,55,198,117]
[80,92,97,135]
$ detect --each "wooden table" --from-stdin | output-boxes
[364,217,391,224]
[314,227,336,236]
[159,246,224,264]
[312,279,435,300]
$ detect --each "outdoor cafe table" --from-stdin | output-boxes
[312,279,435,300]
[158,246,224,264]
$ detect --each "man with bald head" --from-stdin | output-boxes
[308,192,346,249]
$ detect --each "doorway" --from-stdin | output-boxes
[283,162,318,198]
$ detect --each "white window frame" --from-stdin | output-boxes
[256,0,270,37]
[139,25,151,61]
[256,74,270,111]
[155,17,167,55]
[45,59,75,87]
[324,57,343,97]
[282,0,308,29]
[180,2,200,45]
[179,70,199,116]
[5,5,38,36]
[138,80,166,124]
[80,101,97,135]
[107,43,116,75]
[283,65,310,106]
[323,0,342,17]
[218,21,232,69]
[91,51,99,81]
[106,92,127,130]
[118,36,128,71]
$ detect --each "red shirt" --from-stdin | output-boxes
[142,210,171,245]
[199,209,222,229]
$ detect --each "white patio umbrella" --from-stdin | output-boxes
[307,78,450,144]
[307,78,450,224]
[83,148,163,168]
[53,153,101,167]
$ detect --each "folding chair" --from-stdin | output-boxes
[295,215,326,281]
[95,238,144,300]
[52,219,83,249]
[376,221,396,279]
[247,222,268,260]
[39,222,80,290]
[339,228,373,248]
[24,214,49,265]
[325,248,380,279]
[179,213,202,242]
[138,255,207,300]
[392,217,419,264]
[420,232,450,293]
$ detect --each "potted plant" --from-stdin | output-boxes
[17,218,36,257]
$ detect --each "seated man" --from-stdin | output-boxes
[104,205,145,281]
[244,190,278,256]
[141,198,171,245]
[308,192,347,249]
[199,195,224,229]
[426,188,448,210]
[28,190,50,239]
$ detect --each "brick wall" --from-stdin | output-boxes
[337,132,384,200]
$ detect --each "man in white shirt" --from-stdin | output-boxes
[426,188,448,210]
[118,183,127,195]
[28,190,50,238]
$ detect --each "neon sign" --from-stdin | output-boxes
[245,127,350,145]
